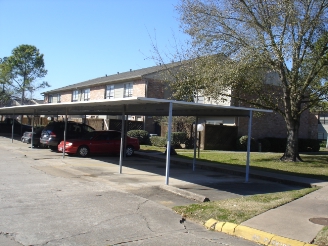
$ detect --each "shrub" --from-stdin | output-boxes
[184,137,195,149]
[149,136,167,147]
[165,132,187,148]
[319,140,326,148]
[127,130,149,145]
[235,135,257,151]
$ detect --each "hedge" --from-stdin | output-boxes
[165,132,187,148]
[149,136,167,147]
[235,135,257,151]
[127,130,149,145]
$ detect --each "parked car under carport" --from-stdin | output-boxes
[58,130,140,157]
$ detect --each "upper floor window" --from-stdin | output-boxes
[72,90,79,102]
[48,95,53,103]
[124,82,133,98]
[105,85,114,99]
[57,94,61,103]
[83,88,90,101]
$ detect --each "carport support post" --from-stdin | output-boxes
[62,108,68,159]
[11,113,14,143]
[192,117,198,171]
[119,105,126,174]
[31,110,35,148]
[245,110,253,183]
[165,102,173,185]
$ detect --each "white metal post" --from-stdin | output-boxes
[31,110,35,148]
[11,113,14,143]
[245,110,253,182]
[62,108,68,158]
[192,117,198,171]
[165,102,173,185]
[119,105,126,174]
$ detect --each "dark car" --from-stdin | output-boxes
[21,126,45,147]
[40,121,95,150]
[57,130,140,157]
[0,118,32,135]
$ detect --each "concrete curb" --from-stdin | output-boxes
[159,184,210,202]
[205,219,317,246]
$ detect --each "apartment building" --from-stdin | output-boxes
[42,62,318,140]
[42,64,177,134]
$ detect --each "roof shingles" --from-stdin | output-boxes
[43,63,178,94]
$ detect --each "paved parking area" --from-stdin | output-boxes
[0,135,262,246]
[7,135,303,208]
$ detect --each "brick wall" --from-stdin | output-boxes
[147,79,165,98]
[234,85,318,140]
[60,91,72,102]
[90,85,105,100]
[237,110,317,140]
[133,80,146,97]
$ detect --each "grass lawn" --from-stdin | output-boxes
[139,145,328,181]
[177,151,328,180]
[139,145,328,245]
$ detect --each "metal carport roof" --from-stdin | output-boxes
[0,97,271,116]
[0,97,272,185]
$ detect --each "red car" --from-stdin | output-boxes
[58,130,140,157]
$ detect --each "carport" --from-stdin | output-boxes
[0,97,272,185]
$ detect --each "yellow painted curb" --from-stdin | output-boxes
[204,218,217,229]
[234,225,274,245]
[214,221,225,232]
[205,219,319,246]
[221,222,238,235]
[270,235,307,246]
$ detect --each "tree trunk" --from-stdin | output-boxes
[280,117,303,162]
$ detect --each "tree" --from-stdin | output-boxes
[174,0,328,161]
[5,44,49,104]
[0,57,12,106]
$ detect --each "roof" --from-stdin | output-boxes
[43,62,180,94]
[0,97,272,117]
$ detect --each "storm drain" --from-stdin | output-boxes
[309,217,328,226]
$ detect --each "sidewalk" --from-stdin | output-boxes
[135,150,328,245]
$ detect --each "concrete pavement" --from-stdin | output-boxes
[136,150,328,245]
[0,136,260,246]
[1,134,327,245]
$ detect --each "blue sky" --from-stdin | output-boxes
[0,0,188,99]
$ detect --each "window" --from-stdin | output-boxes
[72,90,79,102]
[48,95,53,103]
[105,85,114,99]
[57,94,61,103]
[83,88,90,101]
[124,82,133,97]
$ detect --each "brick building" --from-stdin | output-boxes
[42,64,177,134]
[42,62,318,141]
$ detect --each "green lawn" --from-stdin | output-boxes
[139,145,328,181]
